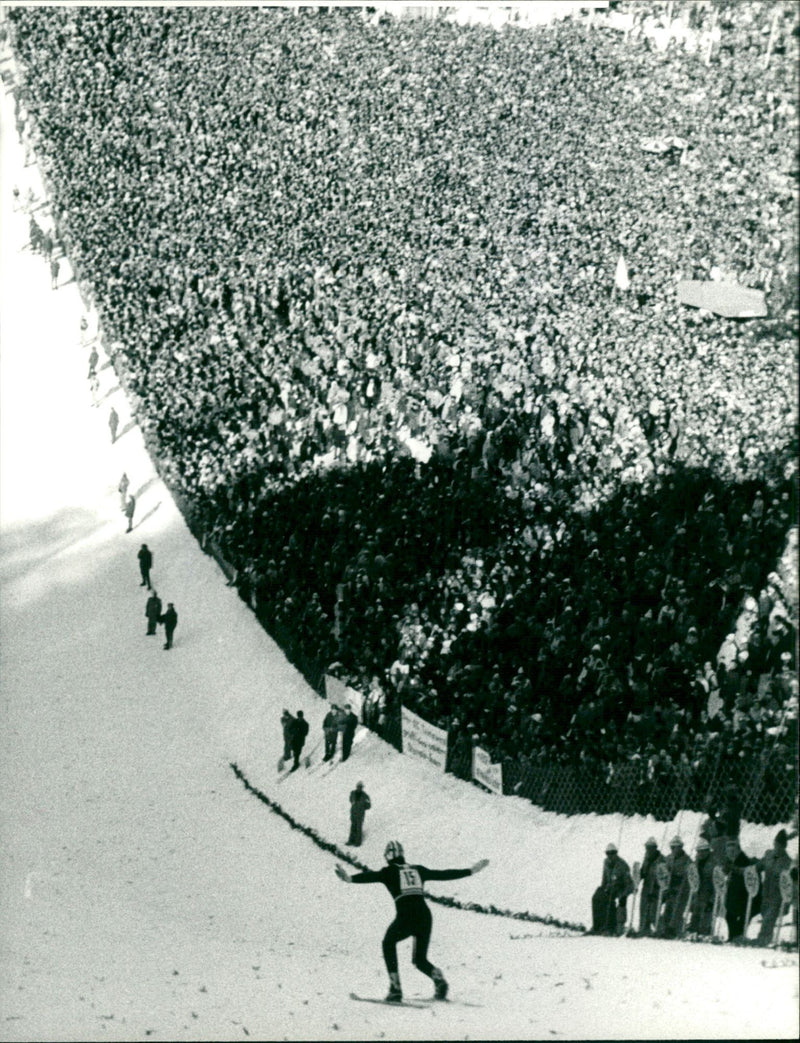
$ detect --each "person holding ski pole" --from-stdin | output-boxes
[335,839,488,1003]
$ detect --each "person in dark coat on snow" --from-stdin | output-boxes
[145,591,162,636]
[341,703,358,761]
[347,782,371,846]
[757,829,795,945]
[138,543,153,588]
[323,704,339,761]
[160,602,178,650]
[591,843,634,935]
[689,837,716,936]
[659,836,692,938]
[289,709,309,771]
[280,710,295,763]
[638,837,664,935]
[721,836,756,941]
[109,406,120,444]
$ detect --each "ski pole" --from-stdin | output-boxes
[684,863,699,936]
[304,736,324,768]
[654,861,669,935]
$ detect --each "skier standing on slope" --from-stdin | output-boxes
[335,840,488,1003]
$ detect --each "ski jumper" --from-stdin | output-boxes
[350,862,471,977]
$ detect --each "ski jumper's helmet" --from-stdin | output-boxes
[385,840,404,863]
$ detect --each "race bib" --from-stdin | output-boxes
[398,867,423,896]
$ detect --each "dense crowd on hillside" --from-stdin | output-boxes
[7,3,798,820]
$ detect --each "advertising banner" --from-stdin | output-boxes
[677,279,767,318]
[401,706,448,770]
[471,745,504,795]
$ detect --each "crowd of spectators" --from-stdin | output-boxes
[7,3,798,821]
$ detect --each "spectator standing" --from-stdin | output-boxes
[659,836,692,938]
[341,702,358,761]
[109,406,119,444]
[721,837,756,942]
[280,710,295,764]
[160,602,178,650]
[50,256,59,289]
[689,837,716,937]
[124,493,136,533]
[289,709,309,771]
[87,347,99,380]
[347,781,371,846]
[638,837,664,936]
[757,829,793,945]
[718,785,742,842]
[323,703,339,761]
[591,843,634,936]
[137,543,153,588]
[118,471,129,510]
[145,590,162,636]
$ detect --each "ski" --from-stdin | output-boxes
[350,992,426,1009]
[416,996,483,1008]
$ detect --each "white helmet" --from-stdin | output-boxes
[385,840,404,863]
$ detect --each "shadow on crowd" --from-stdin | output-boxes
[169,441,795,825]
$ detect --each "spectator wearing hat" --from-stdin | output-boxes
[659,836,692,938]
[347,781,371,846]
[721,837,756,942]
[322,703,339,762]
[591,843,634,936]
[160,602,178,650]
[689,837,716,936]
[341,702,358,761]
[638,837,665,936]
[756,829,795,945]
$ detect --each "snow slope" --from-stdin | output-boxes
[0,40,797,1042]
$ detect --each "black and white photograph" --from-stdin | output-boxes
[0,1,797,1039]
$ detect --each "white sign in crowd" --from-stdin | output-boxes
[401,706,448,771]
[400,705,504,794]
[471,744,504,796]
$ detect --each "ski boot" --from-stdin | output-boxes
[386,973,403,1003]
[432,969,449,1001]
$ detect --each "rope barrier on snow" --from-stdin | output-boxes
[229,761,587,933]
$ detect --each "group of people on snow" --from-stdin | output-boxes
[591,821,797,946]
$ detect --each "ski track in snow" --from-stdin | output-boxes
[0,39,798,1042]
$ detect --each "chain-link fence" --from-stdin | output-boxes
[374,707,796,825]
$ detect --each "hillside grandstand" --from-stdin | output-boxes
[5,1,798,823]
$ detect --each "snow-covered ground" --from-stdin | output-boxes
[0,38,798,1042]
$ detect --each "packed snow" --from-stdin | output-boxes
[0,29,797,1043]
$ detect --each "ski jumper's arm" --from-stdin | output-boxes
[335,864,387,884]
